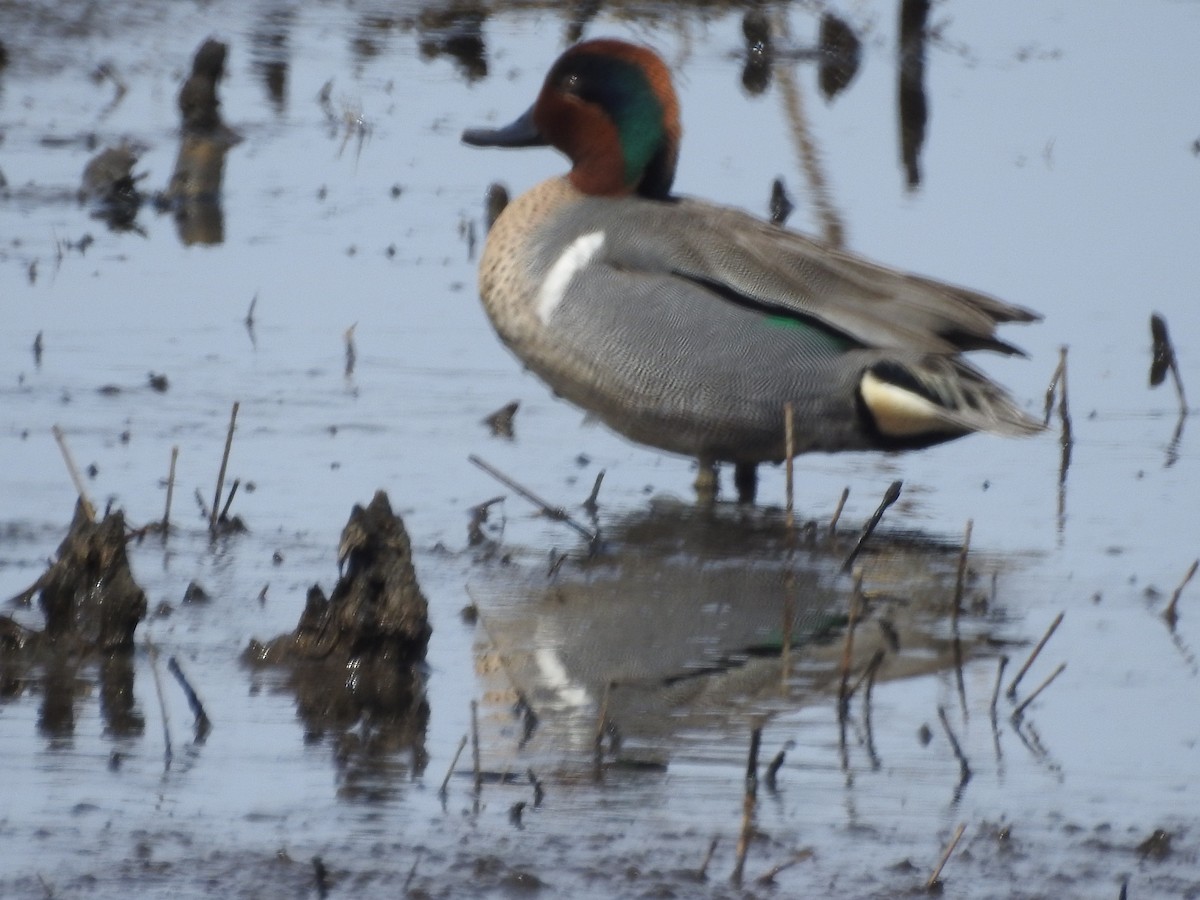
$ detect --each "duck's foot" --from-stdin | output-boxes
[694,458,719,504]
[733,462,758,505]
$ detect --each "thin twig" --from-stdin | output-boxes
[1006,612,1064,699]
[1042,351,1065,427]
[593,681,611,779]
[784,402,795,529]
[470,700,482,799]
[952,520,973,619]
[731,725,762,885]
[582,469,605,514]
[1012,662,1067,720]
[829,487,849,537]
[344,323,357,377]
[755,850,814,885]
[698,836,720,880]
[989,655,1009,718]
[1163,558,1199,629]
[841,481,902,573]
[780,581,794,694]
[167,656,211,739]
[925,823,966,890]
[210,401,239,535]
[469,454,598,546]
[403,848,423,892]
[837,571,863,717]
[439,735,468,798]
[938,705,971,785]
[145,638,173,769]
[162,445,179,532]
[51,425,95,521]
[218,478,240,523]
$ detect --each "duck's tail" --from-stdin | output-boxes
[859,358,1043,445]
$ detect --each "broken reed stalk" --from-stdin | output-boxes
[841,480,902,573]
[51,425,96,521]
[755,850,814,885]
[780,582,794,694]
[439,735,469,797]
[469,454,598,546]
[1011,662,1067,719]
[162,445,179,532]
[470,700,482,798]
[829,486,850,537]
[783,402,795,528]
[698,836,720,880]
[210,401,239,534]
[344,323,357,377]
[1042,351,1065,426]
[1163,558,1199,629]
[219,478,240,522]
[925,822,966,890]
[1006,611,1064,700]
[937,705,971,784]
[952,519,973,619]
[403,849,424,893]
[1056,345,1072,433]
[846,648,886,703]
[583,469,605,513]
[1150,312,1188,414]
[837,570,864,718]
[731,725,763,886]
[989,656,1009,718]
[166,656,211,738]
[593,681,611,779]
[145,638,173,769]
[765,746,788,789]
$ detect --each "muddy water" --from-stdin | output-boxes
[2,1,1199,897]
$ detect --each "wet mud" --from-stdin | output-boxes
[3,1,1200,898]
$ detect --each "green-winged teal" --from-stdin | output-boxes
[463,39,1040,502]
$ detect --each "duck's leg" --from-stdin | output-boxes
[733,462,758,505]
[694,456,719,503]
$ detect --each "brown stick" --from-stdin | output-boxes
[469,454,597,546]
[841,481,902,573]
[925,822,966,890]
[829,487,850,537]
[145,637,173,769]
[162,445,179,532]
[1006,612,1064,699]
[1012,662,1067,719]
[755,850,814,885]
[593,681,611,779]
[952,519,973,619]
[470,700,482,798]
[938,705,971,784]
[784,402,795,529]
[51,425,95,521]
[1163,558,1199,629]
[439,735,468,798]
[698,836,720,880]
[731,725,762,885]
[210,401,239,534]
[837,571,864,718]
[989,655,1009,718]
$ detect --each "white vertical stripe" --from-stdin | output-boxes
[537,231,605,324]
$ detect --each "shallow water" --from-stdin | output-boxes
[2,1,1199,897]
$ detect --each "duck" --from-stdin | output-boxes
[462,38,1040,503]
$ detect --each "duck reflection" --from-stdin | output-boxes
[470,502,1009,764]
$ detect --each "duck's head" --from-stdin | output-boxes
[463,39,681,199]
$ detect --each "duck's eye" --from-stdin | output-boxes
[560,72,582,95]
